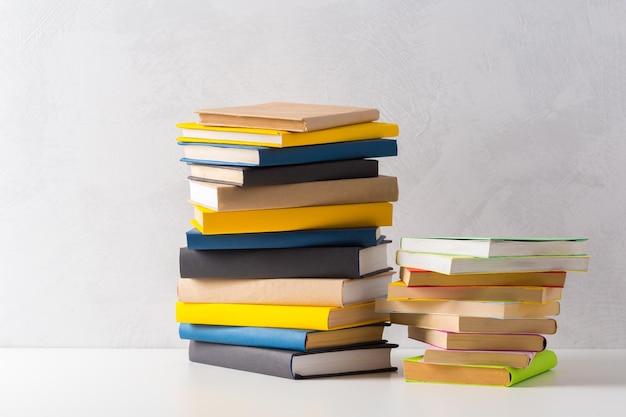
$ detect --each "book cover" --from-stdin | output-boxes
[375,297,560,318]
[177,121,398,147]
[186,159,379,187]
[407,327,547,352]
[422,348,536,368]
[188,340,398,379]
[188,175,399,212]
[185,227,384,250]
[179,243,392,279]
[179,138,398,167]
[399,267,567,287]
[389,313,557,334]
[386,281,563,303]
[193,102,381,132]
[191,201,394,235]
[403,349,558,386]
[179,323,389,352]
[176,301,389,331]
[395,251,589,274]
[177,271,395,306]
[399,236,589,258]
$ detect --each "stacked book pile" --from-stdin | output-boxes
[375,237,590,386]
[174,102,401,379]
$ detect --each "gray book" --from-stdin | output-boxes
[179,242,392,279]
[188,341,398,379]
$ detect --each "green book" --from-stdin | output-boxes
[403,349,558,387]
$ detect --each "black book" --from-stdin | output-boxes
[187,158,379,186]
[179,242,392,279]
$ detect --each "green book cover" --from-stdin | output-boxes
[403,349,558,387]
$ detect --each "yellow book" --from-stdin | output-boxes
[176,121,399,148]
[191,202,394,235]
[175,301,389,331]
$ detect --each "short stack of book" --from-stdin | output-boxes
[174,102,401,379]
[375,237,590,386]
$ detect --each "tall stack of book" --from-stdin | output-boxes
[375,237,590,386]
[174,102,401,379]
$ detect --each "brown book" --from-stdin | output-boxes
[422,348,535,368]
[177,271,395,307]
[399,267,567,287]
[375,297,560,318]
[188,175,398,212]
[408,326,547,351]
[387,281,562,303]
[389,313,557,334]
[195,102,380,132]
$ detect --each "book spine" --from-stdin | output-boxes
[189,341,297,379]
[185,227,381,250]
[179,246,362,278]
[176,277,345,306]
[180,324,307,351]
[175,301,332,330]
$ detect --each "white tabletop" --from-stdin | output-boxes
[1,348,624,416]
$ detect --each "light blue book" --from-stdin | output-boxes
[179,323,389,352]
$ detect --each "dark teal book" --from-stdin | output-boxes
[179,138,398,167]
[179,323,390,352]
[185,227,385,250]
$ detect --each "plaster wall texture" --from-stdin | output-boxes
[1,0,624,347]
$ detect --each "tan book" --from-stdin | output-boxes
[386,281,562,303]
[422,348,535,368]
[389,313,557,334]
[195,102,380,132]
[188,175,398,212]
[399,267,567,287]
[177,271,395,307]
[408,326,547,351]
[375,297,560,318]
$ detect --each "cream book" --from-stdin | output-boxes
[194,102,381,132]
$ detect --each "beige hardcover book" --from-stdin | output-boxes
[195,102,380,132]
[386,281,562,303]
[389,313,557,334]
[399,267,567,287]
[422,348,535,368]
[407,326,547,351]
[177,271,395,307]
[375,297,560,318]
[188,175,398,212]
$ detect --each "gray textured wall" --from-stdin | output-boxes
[1,0,624,348]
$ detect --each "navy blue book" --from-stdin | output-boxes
[179,323,389,352]
[186,227,385,250]
[179,138,398,167]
